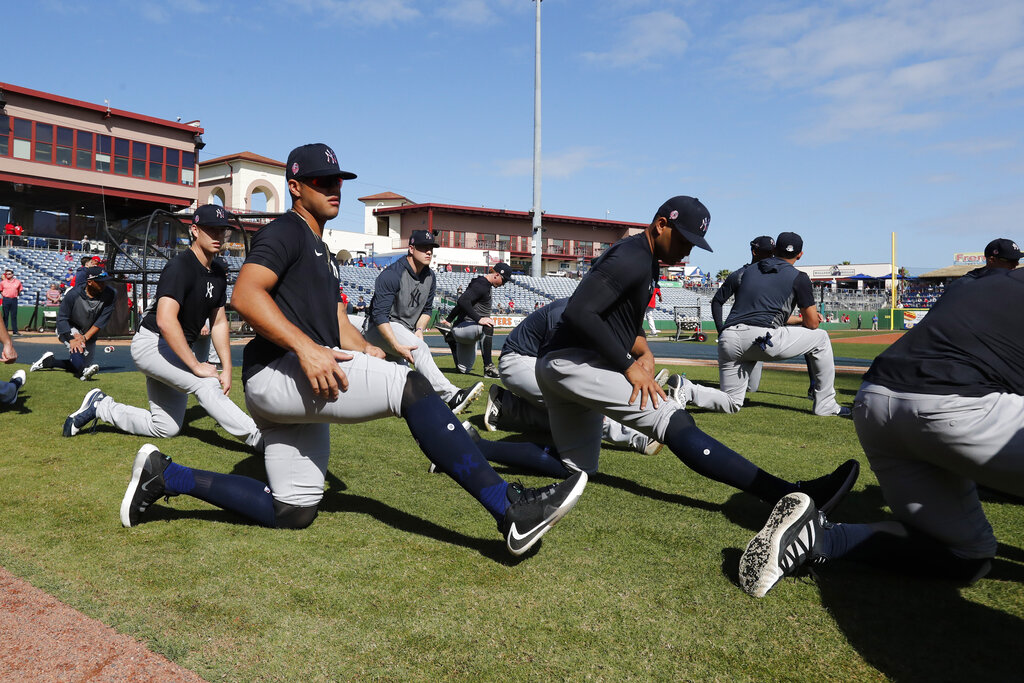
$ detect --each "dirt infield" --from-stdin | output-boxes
[835,332,903,345]
[0,568,206,683]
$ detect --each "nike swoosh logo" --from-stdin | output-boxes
[314,250,323,256]
[508,519,549,542]
[140,475,160,492]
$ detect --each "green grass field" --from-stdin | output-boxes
[2,355,1022,681]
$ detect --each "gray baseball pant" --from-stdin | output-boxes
[718,324,840,415]
[363,321,459,402]
[853,382,1024,559]
[499,350,643,447]
[244,349,408,507]
[451,321,485,373]
[95,327,261,446]
[536,348,680,473]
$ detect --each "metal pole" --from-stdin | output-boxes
[531,0,543,278]
[890,231,897,331]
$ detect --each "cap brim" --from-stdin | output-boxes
[677,228,713,253]
[297,169,358,181]
[412,241,439,249]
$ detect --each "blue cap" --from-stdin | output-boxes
[194,204,232,228]
[655,196,712,252]
[776,232,803,256]
[750,235,775,254]
[286,143,357,181]
[409,230,439,248]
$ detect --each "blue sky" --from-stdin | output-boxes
[7,0,1024,274]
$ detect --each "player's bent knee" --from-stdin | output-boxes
[401,371,435,410]
[151,419,181,439]
[273,500,319,529]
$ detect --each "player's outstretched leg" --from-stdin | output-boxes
[1,369,25,405]
[400,371,586,554]
[121,444,277,528]
[662,410,859,513]
[63,388,107,436]
[29,351,54,372]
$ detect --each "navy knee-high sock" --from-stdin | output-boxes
[820,521,990,581]
[664,411,791,502]
[403,388,509,521]
[474,439,570,479]
[481,325,495,367]
[163,462,277,527]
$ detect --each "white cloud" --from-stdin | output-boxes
[581,11,691,68]
[726,0,1024,141]
[927,137,1018,155]
[496,147,611,179]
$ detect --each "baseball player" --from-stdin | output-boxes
[483,298,663,460]
[120,143,586,557]
[0,317,26,406]
[645,283,662,336]
[362,229,483,414]
[29,266,116,381]
[435,263,512,378]
[521,197,858,512]
[739,268,1024,597]
[62,205,262,451]
[714,232,849,417]
[708,235,818,407]
[944,238,1020,294]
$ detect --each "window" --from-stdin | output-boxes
[96,134,111,172]
[131,141,147,178]
[148,145,163,180]
[35,123,53,163]
[0,115,8,157]
[165,148,179,184]
[56,126,73,166]
[113,138,129,175]
[13,118,31,159]
[180,151,195,186]
[75,130,93,169]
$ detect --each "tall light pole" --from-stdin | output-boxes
[531,0,543,278]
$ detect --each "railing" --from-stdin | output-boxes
[1,234,104,253]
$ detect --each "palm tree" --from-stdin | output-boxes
[715,269,731,281]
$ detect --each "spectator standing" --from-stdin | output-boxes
[1,269,24,335]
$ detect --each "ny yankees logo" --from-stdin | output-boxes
[451,452,479,479]
[206,282,214,298]
[409,287,423,309]
[325,148,336,165]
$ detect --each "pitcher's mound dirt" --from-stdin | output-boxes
[0,567,206,683]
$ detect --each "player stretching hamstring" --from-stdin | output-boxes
[63,205,263,451]
[120,143,586,556]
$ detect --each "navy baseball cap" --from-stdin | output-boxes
[750,235,775,254]
[776,232,803,256]
[286,143,357,182]
[409,230,439,248]
[492,262,513,284]
[194,204,232,228]
[655,196,712,252]
[984,238,1022,261]
[84,266,112,282]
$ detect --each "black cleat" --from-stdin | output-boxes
[435,320,453,336]
[739,492,824,597]
[120,444,177,527]
[794,459,859,515]
[447,381,484,414]
[483,384,503,432]
[483,364,500,379]
[499,471,588,556]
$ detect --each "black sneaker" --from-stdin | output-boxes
[794,459,859,515]
[483,385,503,432]
[447,381,484,414]
[435,320,453,336]
[120,444,176,527]
[739,492,824,597]
[499,471,588,556]
[484,364,500,379]
[63,388,106,437]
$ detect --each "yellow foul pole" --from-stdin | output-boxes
[890,231,897,331]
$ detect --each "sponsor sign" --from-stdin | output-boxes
[953,252,984,265]
[903,309,929,329]
[490,315,524,329]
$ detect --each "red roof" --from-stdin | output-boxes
[357,191,410,202]
[373,202,646,229]
[0,82,204,134]
[200,151,285,168]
